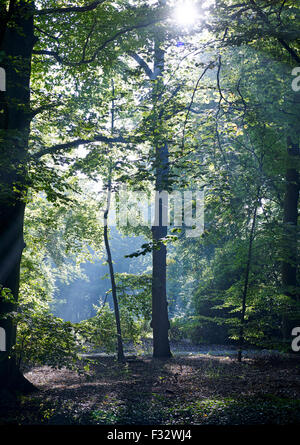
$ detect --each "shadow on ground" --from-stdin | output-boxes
[1,352,300,425]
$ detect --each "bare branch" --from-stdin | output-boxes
[216,55,230,105]
[181,61,215,149]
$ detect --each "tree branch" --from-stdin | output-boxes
[32,19,160,67]
[32,134,130,159]
[181,61,215,149]
[277,38,300,65]
[32,49,64,63]
[81,19,97,62]
[249,0,300,64]
[30,102,63,118]
[35,0,106,16]
[34,24,60,42]
[129,52,154,79]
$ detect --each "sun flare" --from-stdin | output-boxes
[173,1,199,27]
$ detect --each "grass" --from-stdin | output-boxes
[88,395,300,425]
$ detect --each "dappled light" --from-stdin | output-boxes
[0,0,299,433]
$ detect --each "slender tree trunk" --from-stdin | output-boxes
[103,182,125,363]
[237,188,260,362]
[0,1,36,392]
[102,83,125,363]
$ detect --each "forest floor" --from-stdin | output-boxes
[1,345,300,425]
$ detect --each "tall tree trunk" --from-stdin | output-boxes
[152,186,171,358]
[151,39,171,358]
[0,0,36,392]
[281,135,299,342]
[129,17,171,358]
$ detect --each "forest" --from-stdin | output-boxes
[0,0,300,430]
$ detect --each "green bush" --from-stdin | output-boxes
[169,316,197,342]
[78,303,150,353]
[13,303,85,371]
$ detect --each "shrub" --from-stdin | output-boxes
[13,302,85,371]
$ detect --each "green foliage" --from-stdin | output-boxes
[79,273,152,352]
[14,185,106,369]
[78,304,117,353]
[2,0,299,369]
[0,286,15,304]
[13,302,84,371]
[169,316,200,343]
[115,273,152,321]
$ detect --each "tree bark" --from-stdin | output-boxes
[152,213,171,358]
[281,137,299,341]
[102,84,125,363]
[103,195,125,363]
[0,0,36,392]
[151,39,171,358]
[129,28,172,358]
[237,188,260,362]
